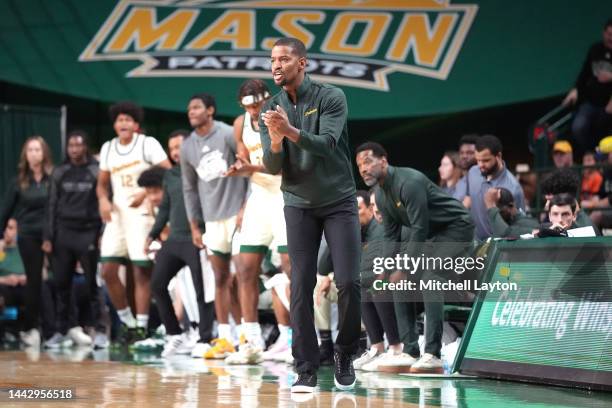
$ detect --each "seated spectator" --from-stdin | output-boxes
[484,188,539,238]
[552,140,574,169]
[581,151,603,201]
[536,193,580,237]
[438,151,462,196]
[0,219,27,330]
[583,150,612,230]
[562,19,612,154]
[542,169,597,230]
[462,134,526,240]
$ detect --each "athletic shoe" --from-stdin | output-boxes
[204,338,235,359]
[162,334,192,358]
[291,372,317,393]
[353,347,381,370]
[225,341,263,365]
[333,351,356,390]
[185,327,200,349]
[190,341,211,358]
[68,326,93,346]
[262,338,290,361]
[93,333,109,349]
[129,327,148,343]
[282,349,294,364]
[43,333,73,349]
[409,353,444,374]
[375,352,418,374]
[20,328,41,348]
[130,337,165,353]
[110,325,131,348]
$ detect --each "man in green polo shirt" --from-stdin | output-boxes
[355,142,474,374]
[260,37,361,393]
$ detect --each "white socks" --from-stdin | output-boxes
[117,308,137,328]
[136,314,149,329]
[278,324,290,343]
[217,324,232,341]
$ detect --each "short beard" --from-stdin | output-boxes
[363,177,378,187]
[481,161,499,177]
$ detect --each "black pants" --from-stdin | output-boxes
[150,240,214,342]
[17,236,45,331]
[52,226,103,334]
[394,220,474,358]
[361,298,400,345]
[0,284,27,331]
[285,195,362,374]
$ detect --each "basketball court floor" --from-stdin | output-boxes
[1,349,611,407]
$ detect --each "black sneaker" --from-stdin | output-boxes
[110,324,131,348]
[291,372,317,393]
[127,327,147,344]
[334,351,356,390]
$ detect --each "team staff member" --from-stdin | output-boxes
[0,136,54,348]
[355,142,474,374]
[43,131,105,348]
[260,37,361,392]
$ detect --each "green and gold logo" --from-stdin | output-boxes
[80,0,477,90]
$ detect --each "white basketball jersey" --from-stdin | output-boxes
[242,112,281,192]
[103,134,154,208]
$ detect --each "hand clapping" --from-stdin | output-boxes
[262,105,290,144]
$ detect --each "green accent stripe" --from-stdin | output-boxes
[211,250,231,260]
[277,245,288,254]
[240,245,268,254]
[100,256,128,265]
[130,259,153,267]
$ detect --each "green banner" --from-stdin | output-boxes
[0,0,608,119]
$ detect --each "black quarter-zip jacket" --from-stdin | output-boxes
[44,158,101,240]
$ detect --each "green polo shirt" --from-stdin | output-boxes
[260,75,356,208]
[376,166,472,242]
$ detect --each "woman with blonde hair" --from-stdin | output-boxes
[0,135,53,348]
[438,151,462,196]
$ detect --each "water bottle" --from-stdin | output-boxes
[287,328,293,347]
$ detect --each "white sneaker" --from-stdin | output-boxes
[68,327,93,346]
[190,341,211,358]
[20,328,41,348]
[353,347,381,370]
[162,334,192,358]
[43,333,72,349]
[131,337,165,352]
[262,338,290,361]
[409,353,443,374]
[376,352,418,373]
[185,327,200,349]
[225,342,263,365]
[93,332,109,349]
[280,348,294,364]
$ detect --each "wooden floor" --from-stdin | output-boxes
[0,349,611,407]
